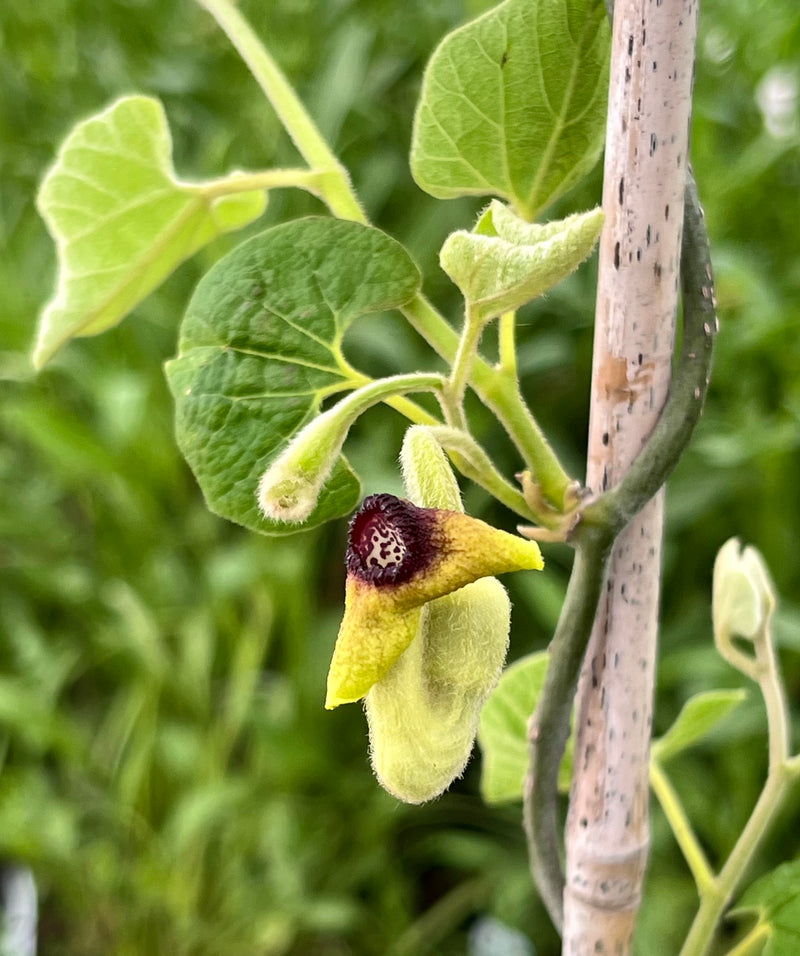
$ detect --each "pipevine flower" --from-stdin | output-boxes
[325,491,543,709]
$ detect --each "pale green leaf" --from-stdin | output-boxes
[34,95,267,367]
[165,217,421,535]
[651,689,748,764]
[478,651,573,803]
[440,201,603,321]
[732,860,800,955]
[411,0,610,218]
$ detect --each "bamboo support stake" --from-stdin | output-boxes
[563,1,699,952]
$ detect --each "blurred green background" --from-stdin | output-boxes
[1,0,799,953]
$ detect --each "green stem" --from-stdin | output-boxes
[196,0,366,221]
[650,759,715,895]
[757,615,790,773]
[444,306,485,422]
[679,765,793,956]
[498,310,518,377]
[721,921,771,956]
[401,295,572,509]
[524,522,614,931]
[198,167,330,199]
[426,426,537,520]
[383,394,441,427]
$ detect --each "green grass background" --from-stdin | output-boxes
[1,0,799,953]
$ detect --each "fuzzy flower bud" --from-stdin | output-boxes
[257,406,348,524]
[366,576,512,803]
[713,537,776,678]
[257,374,443,524]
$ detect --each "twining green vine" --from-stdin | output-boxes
[36,0,800,952]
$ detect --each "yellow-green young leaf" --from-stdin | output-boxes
[34,95,267,368]
[411,0,610,218]
[478,652,574,804]
[440,202,603,322]
[732,860,800,955]
[166,219,422,536]
[651,689,748,764]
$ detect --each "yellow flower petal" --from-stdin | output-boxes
[325,494,543,708]
[325,580,421,708]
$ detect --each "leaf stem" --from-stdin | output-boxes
[720,921,771,956]
[196,0,366,222]
[649,759,715,895]
[382,394,441,427]
[445,306,484,416]
[498,310,518,377]
[196,167,331,199]
[401,294,573,511]
[426,426,538,520]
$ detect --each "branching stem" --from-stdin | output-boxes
[678,599,800,956]
[196,0,366,222]
[197,0,576,516]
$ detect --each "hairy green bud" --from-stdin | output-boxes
[258,375,443,524]
[713,537,776,679]
[257,406,348,524]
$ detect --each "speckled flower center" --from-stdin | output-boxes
[346,493,438,587]
[359,515,407,570]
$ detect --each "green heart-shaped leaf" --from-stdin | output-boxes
[166,217,421,535]
[34,95,267,368]
[411,0,610,218]
[478,651,574,803]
